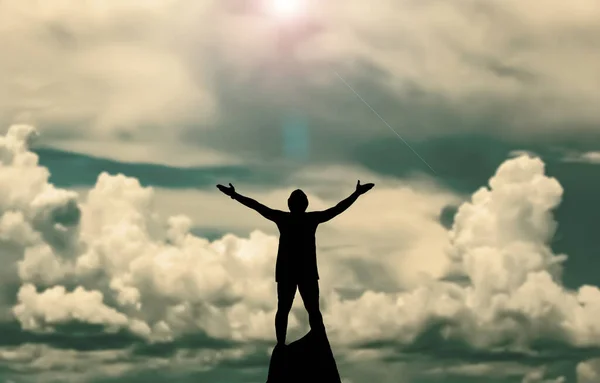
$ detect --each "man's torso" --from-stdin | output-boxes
[274,212,320,282]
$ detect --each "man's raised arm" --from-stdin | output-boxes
[216,183,282,222]
[312,180,374,223]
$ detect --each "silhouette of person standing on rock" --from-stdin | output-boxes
[217,181,374,346]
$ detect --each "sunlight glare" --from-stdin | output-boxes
[269,0,305,20]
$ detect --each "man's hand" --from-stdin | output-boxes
[355,180,374,195]
[217,183,236,198]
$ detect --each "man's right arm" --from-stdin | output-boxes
[232,192,283,222]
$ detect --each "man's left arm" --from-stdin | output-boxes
[311,191,360,224]
[310,180,374,224]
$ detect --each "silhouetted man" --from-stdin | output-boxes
[217,181,374,346]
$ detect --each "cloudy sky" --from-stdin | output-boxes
[1,0,600,382]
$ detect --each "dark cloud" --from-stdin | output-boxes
[352,325,556,365]
[131,332,242,358]
[184,66,504,166]
[89,363,268,383]
[34,147,283,189]
[0,322,139,351]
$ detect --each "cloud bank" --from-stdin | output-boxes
[0,124,598,382]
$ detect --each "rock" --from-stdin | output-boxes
[266,329,341,383]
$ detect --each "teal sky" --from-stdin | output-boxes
[1,1,600,382]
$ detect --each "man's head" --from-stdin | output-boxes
[288,189,308,213]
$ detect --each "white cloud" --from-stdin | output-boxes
[1,124,600,381]
[0,125,308,343]
[325,154,600,351]
[509,150,540,159]
[426,362,530,378]
[577,358,600,383]
[562,151,600,164]
[109,163,462,294]
[522,368,566,383]
[13,284,130,333]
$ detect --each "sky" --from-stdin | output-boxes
[1,0,600,382]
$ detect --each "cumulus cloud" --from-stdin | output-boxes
[577,358,600,383]
[1,124,600,382]
[325,153,600,353]
[0,124,292,343]
[141,166,461,294]
[13,284,130,333]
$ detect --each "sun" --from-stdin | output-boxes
[268,0,306,20]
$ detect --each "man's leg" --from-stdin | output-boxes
[298,279,325,332]
[276,281,297,345]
